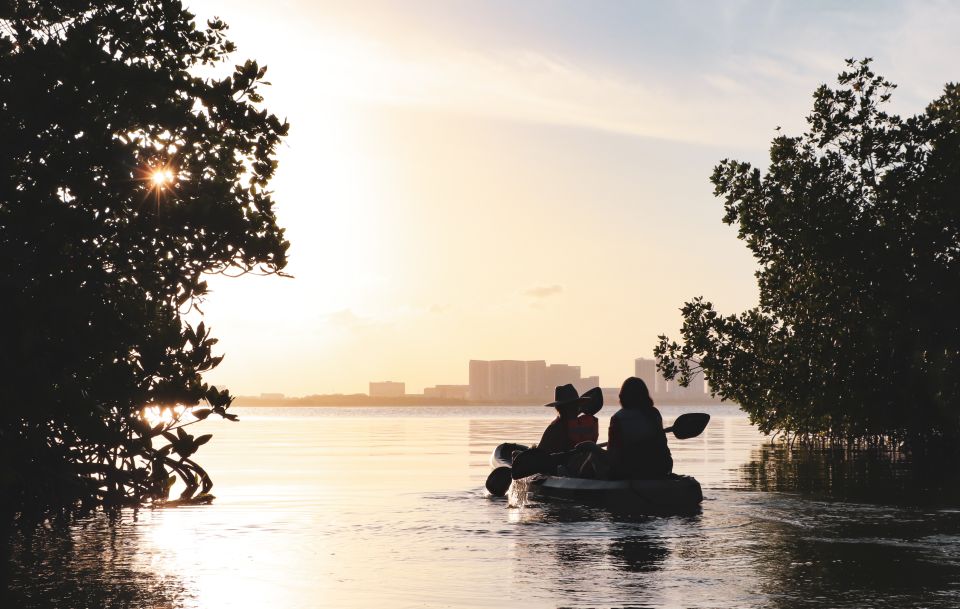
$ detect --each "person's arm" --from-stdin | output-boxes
[538,418,566,453]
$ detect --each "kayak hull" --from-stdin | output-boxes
[531,474,702,516]
[490,442,702,516]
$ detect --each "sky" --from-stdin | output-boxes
[186,0,960,396]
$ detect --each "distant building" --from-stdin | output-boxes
[635,356,707,399]
[260,392,285,400]
[369,381,405,397]
[635,356,677,396]
[470,359,565,401]
[634,358,658,393]
[546,364,580,391]
[423,385,469,400]
[672,371,705,398]
[690,372,706,394]
[524,360,548,399]
[573,376,600,394]
[469,360,490,401]
[489,360,526,400]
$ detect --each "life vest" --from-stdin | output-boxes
[566,414,599,446]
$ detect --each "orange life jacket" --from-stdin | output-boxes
[566,414,599,446]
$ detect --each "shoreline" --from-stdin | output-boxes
[232,396,732,408]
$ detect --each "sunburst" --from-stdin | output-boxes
[150,168,176,188]
[137,162,179,211]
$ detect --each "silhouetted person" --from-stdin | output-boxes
[538,384,598,453]
[607,377,672,479]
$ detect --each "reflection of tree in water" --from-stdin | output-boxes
[740,443,960,505]
[2,517,187,609]
[736,444,960,609]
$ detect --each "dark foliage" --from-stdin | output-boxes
[0,1,288,516]
[656,59,960,446]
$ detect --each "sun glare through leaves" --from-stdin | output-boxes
[138,163,179,209]
[141,404,186,428]
[150,168,175,188]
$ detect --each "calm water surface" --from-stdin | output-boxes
[5,405,960,608]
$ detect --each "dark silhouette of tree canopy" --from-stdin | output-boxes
[656,59,960,446]
[0,1,289,516]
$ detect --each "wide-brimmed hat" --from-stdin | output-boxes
[545,384,597,411]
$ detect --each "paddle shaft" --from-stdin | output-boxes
[593,413,708,447]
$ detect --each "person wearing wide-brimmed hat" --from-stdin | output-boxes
[537,384,601,454]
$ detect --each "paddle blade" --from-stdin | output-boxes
[668,412,711,439]
[580,387,603,416]
[485,466,512,496]
[511,448,554,479]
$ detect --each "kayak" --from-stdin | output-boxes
[490,442,703,516]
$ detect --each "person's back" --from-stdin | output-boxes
[607,377,672,479]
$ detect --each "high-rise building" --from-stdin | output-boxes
[489,360,526,400]
[469,360,490,401]
[369,381,405,397]
[687,372,706,395]
[470,359,588,401]
[634,358,658,392]
[672,368,706,398]
[546,364,580,391]
[573,376,600,394]
[655,375,673,396]
[524,360,548,399]
[637,356,706,399]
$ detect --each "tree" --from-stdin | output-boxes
[0,1,289,516]
[655,59,960,447]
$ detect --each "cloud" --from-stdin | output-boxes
[524,285,563,299]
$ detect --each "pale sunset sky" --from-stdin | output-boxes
[190,0,960,396]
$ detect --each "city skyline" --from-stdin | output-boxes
[250,356,707,399]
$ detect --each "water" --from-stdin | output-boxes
[4,405,960,608]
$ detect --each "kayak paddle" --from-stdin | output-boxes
[485,466,513,496]
[665,412,711,439]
